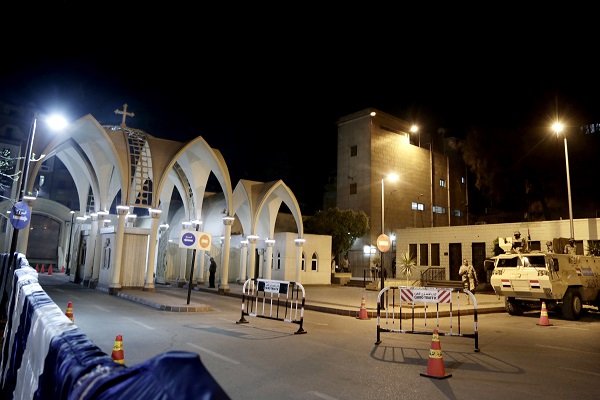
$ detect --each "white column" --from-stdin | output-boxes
[177,222,191,287]
[195,250,205,285]
[219,216,234,293]
[92,211,108,286]
[264,239,275,280]
[144,208,161,291]
[83,213,98,286]
[110,207,128,293]
[238,240,248,283]
[294,238,305,283]
[247,235,259,280]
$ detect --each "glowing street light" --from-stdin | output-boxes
[410,125,419,147]
[552,122,574,240]
[9,113,67,259]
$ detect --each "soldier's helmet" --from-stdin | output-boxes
[546,241,552,246]
[514,231,521,237]
[569,237,575,243]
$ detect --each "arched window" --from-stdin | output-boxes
[311,252,318,271]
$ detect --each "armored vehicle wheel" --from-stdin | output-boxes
[505,298,523,316]
[561,289,582,320]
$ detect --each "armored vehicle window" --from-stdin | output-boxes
[497,258,518,268]
[527,256,546,268]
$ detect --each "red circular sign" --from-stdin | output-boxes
[377,234,391,252]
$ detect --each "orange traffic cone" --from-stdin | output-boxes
[35,264,39,272]
[61,265,65,273]
[420,329,452,379]
[48,264,53,275]
[41,265,45,273]
[112,334,125,365]
[356,296,369,320]
[536,301,553,326]
[65,301,74,323]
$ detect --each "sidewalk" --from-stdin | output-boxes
[39,273,506,318]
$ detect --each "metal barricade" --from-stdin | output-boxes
[375,286,479,352]
[236,278,307,334]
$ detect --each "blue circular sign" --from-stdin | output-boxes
[181,232,196,247]
[10,201,31,230]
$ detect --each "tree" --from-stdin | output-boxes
[303,207,369,266]
[396,251,417,286]
[0,147,20,199]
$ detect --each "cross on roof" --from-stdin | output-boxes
[115,103,135,127]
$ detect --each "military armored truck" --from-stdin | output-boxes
[490,251,600,320]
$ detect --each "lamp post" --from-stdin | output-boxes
[8,113,67,259]
[410,125,419,147]
[552,122,574,239]
[66,210,75,275]
[380,173,399,293]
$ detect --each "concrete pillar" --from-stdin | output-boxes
[83,213,99,286]
[264,239,275,280]
[144,208,162,291]
[238,240,248,283]
[218,216,234,294]
[91,211,108,287]
[295,238,305,283]
[109,206,129,293]
[247,235,258,280]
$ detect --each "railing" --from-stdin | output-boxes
[420,267,446,286]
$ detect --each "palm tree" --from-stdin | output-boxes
[397,251,417,286]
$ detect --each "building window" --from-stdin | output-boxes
[431,243,440,266]
[301,252,306,271]
[350,145,357,157]
[350,183,357,195]
[439,179,445,187]
[453,209,462,217]
[412,202,424,211]
[419,244,428,266]
[277,251,281,269]
[433,206,446,214]
[409,244,417,263]
[311,252,318,271]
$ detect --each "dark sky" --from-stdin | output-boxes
[2,14,599,216]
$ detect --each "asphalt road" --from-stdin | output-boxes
[36,276,600,400]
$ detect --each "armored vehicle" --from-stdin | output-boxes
[490,251,600,320]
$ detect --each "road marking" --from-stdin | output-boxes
[124,317,155,330]
[560,367,600,377]
[93,305,110,312]
[306,391,338,399]
[187,343,241,364]
[537,344,600,356]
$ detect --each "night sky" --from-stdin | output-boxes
[2,14,599,217]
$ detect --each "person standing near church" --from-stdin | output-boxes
[459,259,478,304]
[209,257,217,288]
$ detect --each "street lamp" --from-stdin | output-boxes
[552,122,574,239]
[380,173,399,292]
[66,210,75,275]
[410,125,419,147]
[8,113,67,259]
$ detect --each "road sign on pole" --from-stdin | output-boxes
[377,234,391,253]
[10,201,31,230]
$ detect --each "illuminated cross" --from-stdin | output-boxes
[114,103,135,127]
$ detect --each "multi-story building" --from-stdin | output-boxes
[335,108,469,277]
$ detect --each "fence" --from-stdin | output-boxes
[237,278,307,334]
[375,285,479,352]
[0,253,229,399]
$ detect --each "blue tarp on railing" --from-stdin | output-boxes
[0,253,230,399]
